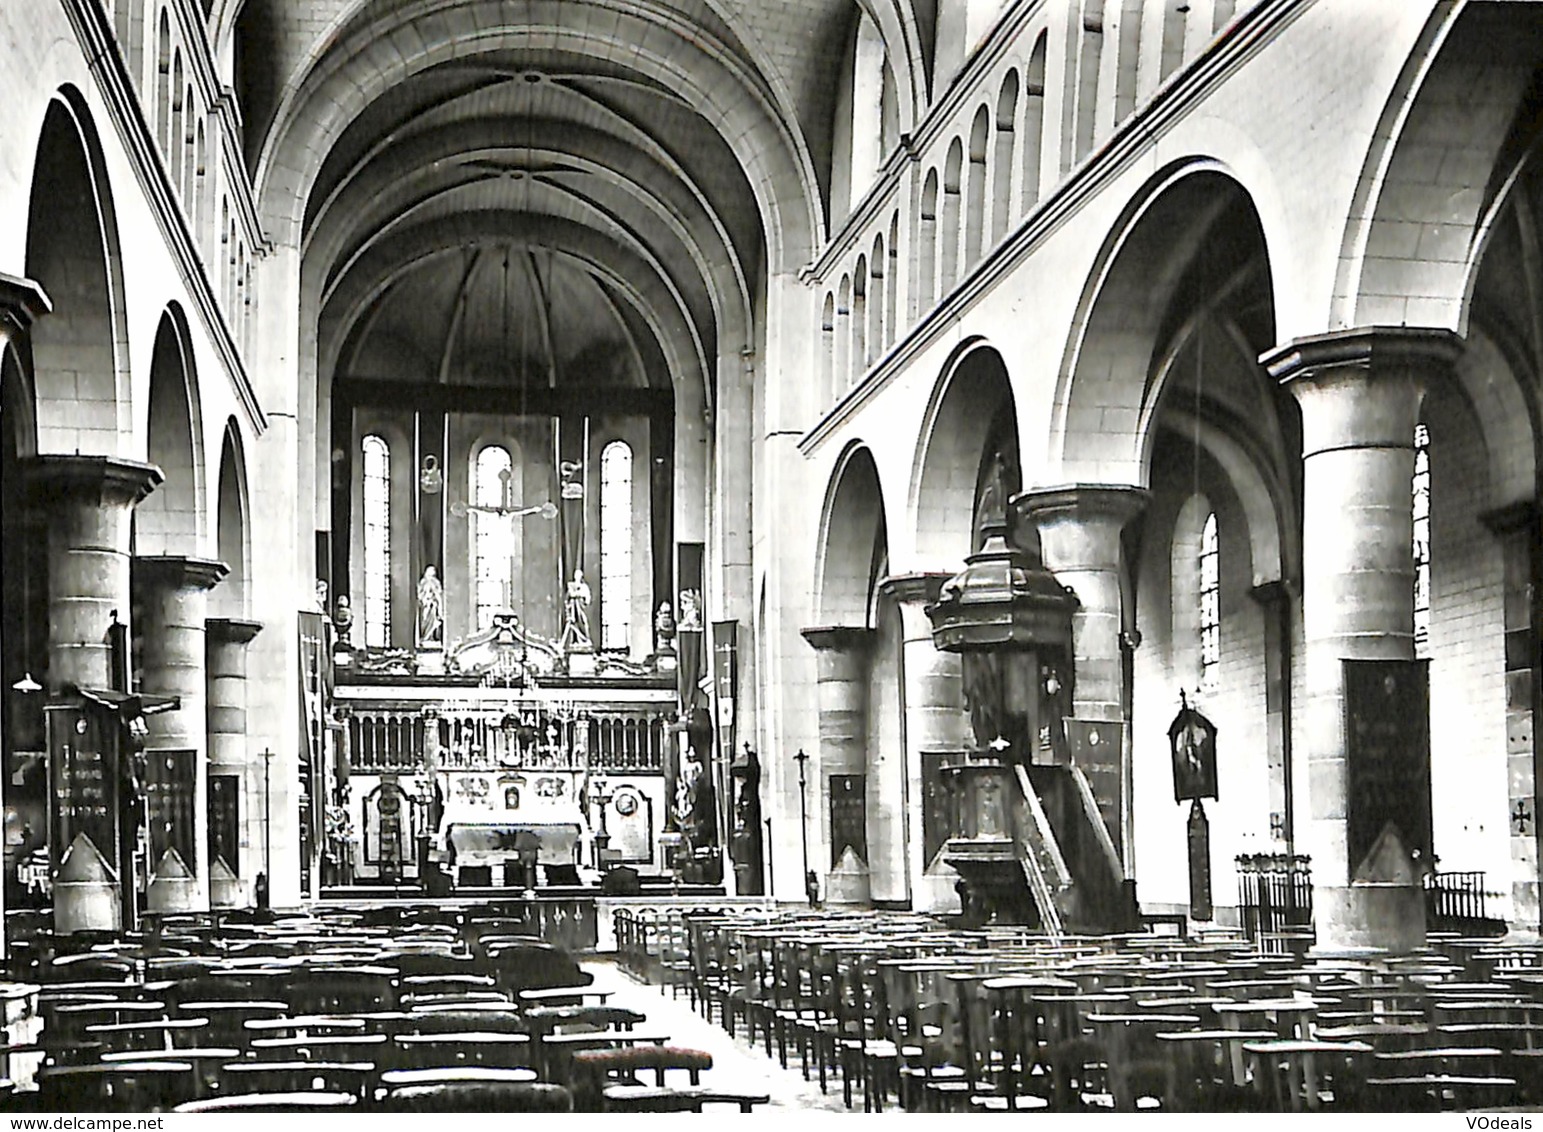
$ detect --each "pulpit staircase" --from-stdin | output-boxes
[945,758,1138,936]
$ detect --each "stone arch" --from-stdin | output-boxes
[965,105,991,265]
[214,418,250,619]
[25,86,131,458]
[1333,4,1543,333]
[1,343,45,741]
[918,169,939,311]
[156,8,171,154]
[885,212,900,348]
[941,137,964,292]
[911,339,1019,569]
[853,0,927,131]
[835,274,852,395]
[1051,160,1278,486]
[991,71,1018,244]
[139,304,206,555]
[820,291,836,408]
[851,254,869,381]
[1022,32,1047,212]
[868,232,886,362]
[815,442,888,628]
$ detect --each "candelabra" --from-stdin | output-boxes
[591,774,614,871]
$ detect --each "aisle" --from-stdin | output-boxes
[580,959,853,1113]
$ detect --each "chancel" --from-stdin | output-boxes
[0,0,1542,1116]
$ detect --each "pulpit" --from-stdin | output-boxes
[926,513,1134,931]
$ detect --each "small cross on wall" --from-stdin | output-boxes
[1513,798,1533,836]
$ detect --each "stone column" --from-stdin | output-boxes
[25,456,162,933]
[1263,326,1459,953]
[1014,485,1148,866]
[881,573,972,913]
[801,626,873,904]
[134,556,228,912]
[206,617,262,909]
[1480,501,1543,935]
[0,274,49,959]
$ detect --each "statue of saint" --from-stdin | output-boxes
[678,588,703,630]
[655,602,676,651]
[562,568,592,649]
[417,565,444,646]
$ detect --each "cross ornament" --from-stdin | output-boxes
[1514,798,1534,836]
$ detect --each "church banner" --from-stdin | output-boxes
[712,619,738,854]
[298,611,332,895]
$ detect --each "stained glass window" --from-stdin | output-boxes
[1199,511,1220,694]
[474,445,514,630]
[361,434,391,647]
[600,441,633,650]
[1413,422,1431,656]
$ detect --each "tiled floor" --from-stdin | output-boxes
[580,959,854,1113]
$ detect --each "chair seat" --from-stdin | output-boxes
[603,1084,771,1112]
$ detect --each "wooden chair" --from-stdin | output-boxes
[219,1060,377,1098]
[174,1090,359,1112]
[376,1080,572,1112]
[38,1062,196,1112]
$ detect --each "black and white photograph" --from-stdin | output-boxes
[0,0,1541,1119]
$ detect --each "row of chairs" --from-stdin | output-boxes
[6,906,683,1111]
[653,907,1543,1113]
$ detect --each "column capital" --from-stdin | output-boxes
[801,625,874,654]
[1263,327,1460,455]
[877,571,953,606]
[133,555,229,593]
[1260,325,1463,385]
[24,455,163,509]
[0,272,50,341]
[206,617,263,646]
[1480,499,1542,539]
[1012,483,1150,531]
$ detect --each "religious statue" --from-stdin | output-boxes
[417,565,444,646]
[332,594,354,645]
[678,587,703,630]
[655,602,676,651]
[561,568,592,649]
[315,578,329,613]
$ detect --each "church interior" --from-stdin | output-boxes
[0,0,1541,1114]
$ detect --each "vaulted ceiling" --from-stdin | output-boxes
[227,1,936,406]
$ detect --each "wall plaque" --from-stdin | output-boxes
[209,774,240,874]
[1344,659,1431,878]
[829,773,867,867]
[144,748,197,876]
[47,703,120,877]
